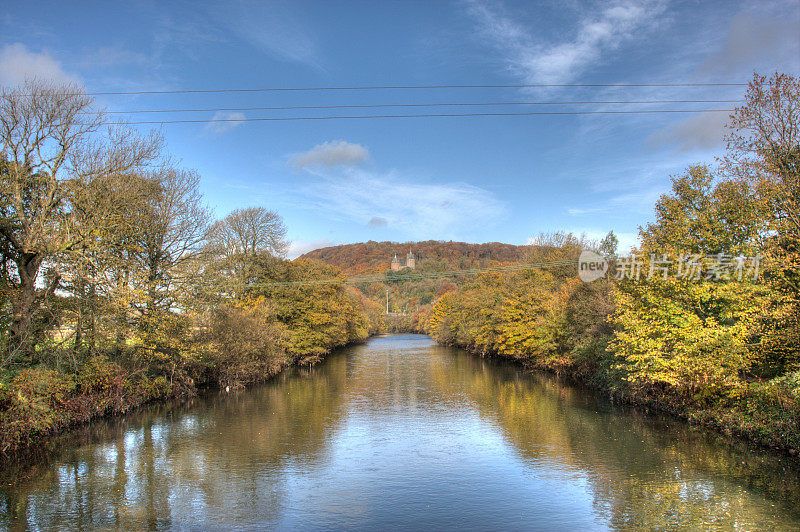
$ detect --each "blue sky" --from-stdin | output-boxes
[2,1,799,256]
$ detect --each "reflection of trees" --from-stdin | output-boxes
[0,355,349,529]
[341,341,456,413]
[443,350,800,529]
[2,338,799,529]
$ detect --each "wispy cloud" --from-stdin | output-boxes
[567,207,606,216]
[290,140,369,170]
[207,0,322,70]
[204,111,246,134]
[151,12,225,67]
[563,154,691,222]
[298,167,507,239]
[566,185,667,220]
[78,46,149,70]
[0,43,78,86]
[466,1,663,84]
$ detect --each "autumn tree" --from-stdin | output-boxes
[0,80,160,359]
[640,165,761,257]
[726,73,800,372]
[612,74,800,393]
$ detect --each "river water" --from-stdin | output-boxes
[2,334,799,530]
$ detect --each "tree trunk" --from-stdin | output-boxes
[9,251,60,355]
[10,252,42,353]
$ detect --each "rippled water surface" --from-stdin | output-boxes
[2,334,799,530]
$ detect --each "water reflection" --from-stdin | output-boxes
[1,335,798,530]
[448,352,800,529]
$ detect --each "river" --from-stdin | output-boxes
[1,334,799,530]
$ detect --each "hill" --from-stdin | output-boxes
[299,240,530,276]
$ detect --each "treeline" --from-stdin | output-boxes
[301,240,530,275]
[414,73,800,450]
[0,81,381,452]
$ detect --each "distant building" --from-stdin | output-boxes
[391,250,416,271]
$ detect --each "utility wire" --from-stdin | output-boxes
[74,82,748,96]
[105,108,733,125]
[101,99,742,114]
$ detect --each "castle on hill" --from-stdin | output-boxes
[391,250,416,271]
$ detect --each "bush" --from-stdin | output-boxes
[208,302,287,388]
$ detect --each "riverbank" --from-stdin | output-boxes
[5,333,799,530]
[0,333,376,456]
[447,340,800,457]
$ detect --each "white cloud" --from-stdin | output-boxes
[298,167,506,239]
[204,111,246,134]
[290,140,369,170]
[0,43,77,86]
[287,239,339,259]
[466,1,663,84]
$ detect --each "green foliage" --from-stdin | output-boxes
[421,236,615,375]
[247,258,377,360]
[641,166,761,256]
[611,278,766,398]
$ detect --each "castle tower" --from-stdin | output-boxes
[406,250,415,269]
[391,253,401,271]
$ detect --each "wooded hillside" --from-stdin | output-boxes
[299,240,530,275]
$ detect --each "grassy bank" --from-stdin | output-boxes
[0,329,376,455]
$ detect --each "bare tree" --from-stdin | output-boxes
[0,80,161,355]
[207,206,288,289]
[131,166,211,318]
[210,206,288,257]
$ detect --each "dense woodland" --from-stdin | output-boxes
[409,74,800,450]
[0,73,798,454]
[301,240,530,275]
[0,81,381,452]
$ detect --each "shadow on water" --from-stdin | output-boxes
[1,334,798,530]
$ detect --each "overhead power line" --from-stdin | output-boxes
[75,82,748,96]
[106,108,733,125]
[102,99,742,115]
